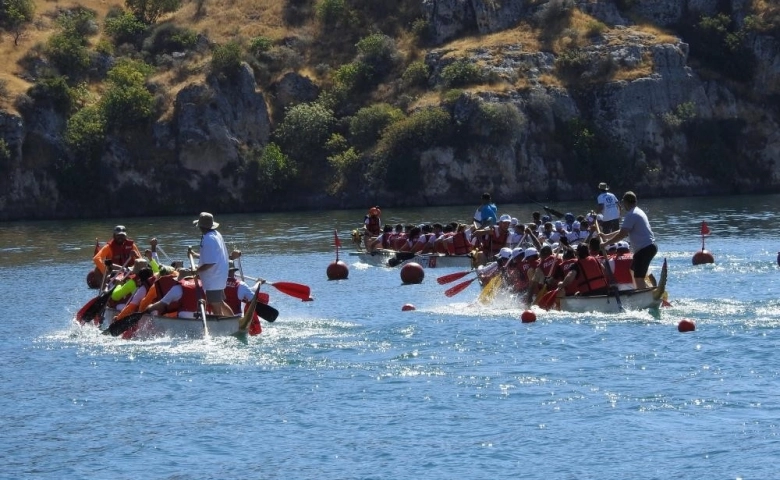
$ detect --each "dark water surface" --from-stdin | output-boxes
[2,194,779,479]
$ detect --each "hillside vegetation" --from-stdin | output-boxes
[1,0,779,219]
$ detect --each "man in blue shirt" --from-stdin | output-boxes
[473,193,497,228]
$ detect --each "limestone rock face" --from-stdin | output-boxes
[269,72,320,116]
[423,0,526,45]
[173,63,270,176]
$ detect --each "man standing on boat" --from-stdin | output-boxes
[190,212,233,317]
[596,183,621,233]
[598,191,657,289]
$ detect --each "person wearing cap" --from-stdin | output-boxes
[108,258,151,310]
[362,207,382,250]
[527,244,560,303]
[189,212,233,317]
[607,241,635,291]
[599,191,657,289]
[93,225,143,275]
[473,193,497,229]
[474,214,512,265]
[596,182,621,234]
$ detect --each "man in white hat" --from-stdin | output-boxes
[189,212,232,316]
[596,182,621,233]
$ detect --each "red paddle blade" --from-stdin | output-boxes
[270,281,311,301]
[444,277,477,297]
[76,297,98,324]
[437,270,472,285]
[537,288,560,311]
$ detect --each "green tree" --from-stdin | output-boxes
[100,59,155,128]
[65,105,107,156]
[349,103,405,150]
[125,0,181,24]
[0,0,36,45]
[104,10,147,44]
[211,41,243,78]
[275,102,336,162]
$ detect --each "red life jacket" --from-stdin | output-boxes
[452,231,471,255]
[153,274,181,302]
[392,234,407,250]
[575,256,609,294]
[224,277,241,314]
[611,253,634,285]
[557,258,579,296]
[107,238,137,266]
[366,216,381,236]
[175,277,201,313]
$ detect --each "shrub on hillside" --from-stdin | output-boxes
[104,11,147,45]
[316,0,351,28]
[65,105,107,156]
[472,101,526,144]
[374,107,452,190]
[402,60,430,88]
[349,103,405,150]
[355,33,399,78]
[411,17,434,46]
[142,23,198,57]
[100,59,155,127]
[56,7,98,37]
[46,32,92,76]
[126,0,182,24]
[0,0,36,46]
[211,41,243,78]
[249,36,274,55]
[275,102,336,162]
[27,76,76,114]
[687,13,756,82]
[440,59,483,88]
[332,61,373,93]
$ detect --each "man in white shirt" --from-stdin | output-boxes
[190,212,233,316]
[596,182,621,233]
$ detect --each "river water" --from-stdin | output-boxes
[2,194,779,479]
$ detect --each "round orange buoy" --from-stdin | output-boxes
[327,260,349,280]
[678,319,696,332]
[521,310,536,323]
[692,250,715,265]
[401,304,416,311]
[400,262,424,284]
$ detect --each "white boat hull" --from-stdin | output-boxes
[349,250,475,269]
[103,307,242,338]
[556,288,662,313]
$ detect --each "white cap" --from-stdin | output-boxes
[511,247,524,259]
[554,221,564,230]
[498,247,512,259]
[499,214,512,223]
[510,217,518,226]
[572,221,581,230]
[524,247,538,258]
[616,241,629,250]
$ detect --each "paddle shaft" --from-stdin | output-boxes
[595,220,624,312]
[188,252,210,337]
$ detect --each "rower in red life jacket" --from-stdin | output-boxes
[557,244,610,296]
[527,245,560,303]
[608,241,635,291]
[224,260,267,335]
[93,225,143,275]
[144,276,203,318]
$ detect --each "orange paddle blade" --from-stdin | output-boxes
[269,281,311,301]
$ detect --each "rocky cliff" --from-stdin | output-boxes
[0,0,779,220]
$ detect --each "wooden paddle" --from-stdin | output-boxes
[188,251,210,338]
[437,269,473,285]
[478,274,503,304]
[595,220,624,312]
[387,251,415,267]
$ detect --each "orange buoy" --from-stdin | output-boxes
[521,310,536,323]
[400,262,424,284]
[327,260,349,280]
[678,319,696,332]
[692,250,714,265]
[401,304,416,311]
